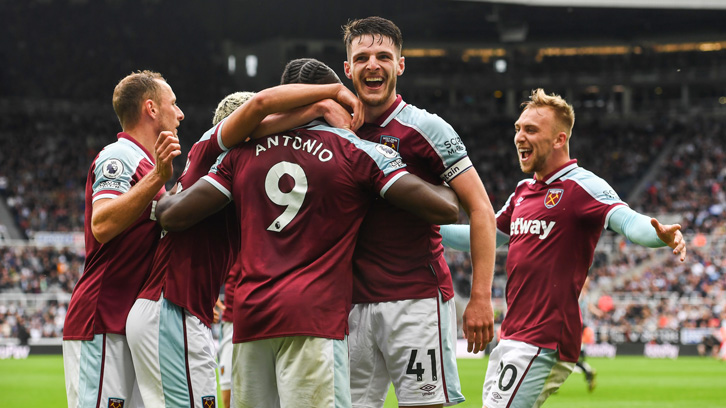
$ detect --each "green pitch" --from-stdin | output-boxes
[1,355,724,407]
[383,356,726,408]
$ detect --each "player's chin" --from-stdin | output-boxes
[360,93,387,107]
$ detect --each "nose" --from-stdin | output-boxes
[514,129,524,145]
[177,106,185,121]
[367,56,380,70]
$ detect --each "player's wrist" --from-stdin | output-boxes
[468,290,493,301]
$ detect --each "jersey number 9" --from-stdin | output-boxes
[265,161,308,232]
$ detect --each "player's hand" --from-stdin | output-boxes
[462,296,495,354]
[334,84,365,130]
[318,99,358,133]
[154,131,181,182]
[651,218,687,262]
[213,298,225,324]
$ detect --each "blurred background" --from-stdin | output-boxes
[0,0,725,359]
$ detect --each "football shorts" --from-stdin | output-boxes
[126,295,217,408]
[232,336,350,408]
[348,295,464,407]
[482,339,574,408]
[63,333,143,408]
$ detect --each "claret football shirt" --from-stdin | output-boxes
[204,122,408,343]
[495,160,625,362]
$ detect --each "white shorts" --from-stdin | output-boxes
[126,295,217,408]
[218,321,234,391]
[482,339,575,408]
[232,336,350,408]
[63,333,144,408]
[348,295,464,407]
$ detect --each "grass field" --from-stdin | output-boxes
[1,355,724,407]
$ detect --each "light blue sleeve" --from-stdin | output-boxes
[439,224,510,251]
[607,206,666,248]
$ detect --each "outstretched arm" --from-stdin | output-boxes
[448,169,497,354]
[440,224,510,251]
[222,83,363,147]
[607,206,686,261]
[91,131,181,243]
[155,179,229,231]
[383,174,459,225]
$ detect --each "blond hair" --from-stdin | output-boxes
[212,92,256,125]
[522,88,575,138]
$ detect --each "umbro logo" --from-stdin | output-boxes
[492,392,503,400]
[420,384,437,392]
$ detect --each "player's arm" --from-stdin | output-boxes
[383,174,459,224]
[91,131,180,244]
[222,83,363,147]
[155,179,230,231]
[448,169,497,354]
[440,224,509,251]
[254,99,357,138]
[607,206,687,261]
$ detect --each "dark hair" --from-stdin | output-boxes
[342,16,403,55]
[112,70,165,130]
[280,58,341,85]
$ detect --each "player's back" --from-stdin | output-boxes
[138,121,239,327]
[205,122,406,343]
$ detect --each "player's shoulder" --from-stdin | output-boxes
[306,121,378,154]
[397,103,454,132]
[95,138,148,171]
[197,122,221,144]
[310,122,405,171]
[563,166,621,202]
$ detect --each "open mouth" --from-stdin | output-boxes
[519,148,532,161]
[364,77,384,89]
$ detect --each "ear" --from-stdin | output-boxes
[144,99,156,118]
[397,56,405,76]
[553,131,568,149]
[343,60,352,79]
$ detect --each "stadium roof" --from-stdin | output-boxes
[459,0,726,9]
[193,0,726,45]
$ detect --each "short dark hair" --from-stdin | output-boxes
[280,58,341,85]
[112,70,165,130]
[342,16,403,56]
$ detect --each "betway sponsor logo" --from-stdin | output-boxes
[510,218,555,240]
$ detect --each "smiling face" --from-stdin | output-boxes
[344,34,404,117]
[514,106,566,178]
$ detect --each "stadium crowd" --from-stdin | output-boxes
[1,99,723,346]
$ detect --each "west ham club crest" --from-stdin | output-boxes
[108,398,125,408]
[544,188,564,208]
[380,135,400,151]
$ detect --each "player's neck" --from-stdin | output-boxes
[123,127,157,157]
[364,94,398,123]
[535,155,571,181]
